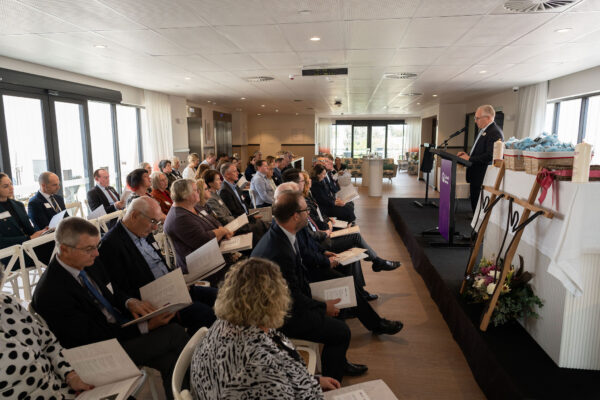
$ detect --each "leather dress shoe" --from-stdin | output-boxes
[365,292,379,301]
[372,259,402,272]
[343,361,368,376]
[372,318,404,335]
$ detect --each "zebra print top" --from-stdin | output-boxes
[190,319,323,400]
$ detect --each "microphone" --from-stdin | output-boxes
[447,127,466,140]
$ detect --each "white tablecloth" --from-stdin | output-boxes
[472,167,600,296]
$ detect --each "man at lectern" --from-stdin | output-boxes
[458,104,504,211]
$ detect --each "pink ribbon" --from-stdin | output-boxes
[536,169,558,208]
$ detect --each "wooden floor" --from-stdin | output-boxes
[342,171,485,399]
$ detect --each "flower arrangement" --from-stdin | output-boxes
[463,256,544,327]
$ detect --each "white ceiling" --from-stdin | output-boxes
[1,0,600,117]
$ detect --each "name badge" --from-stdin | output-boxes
[165,201,171,206]
[218,200,224,205]
[0,211,11,219]
[200,210,208,216]
[106,283,114,294]
[151,242,160,250]
[44,203,52,209]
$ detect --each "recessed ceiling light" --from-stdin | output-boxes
[417,102,421,105]
[94,44,107,49]
[295,112,299,115]
[555,28,572,33]
[275,109,279,112]
[432,94,438,97]
[257,113,262,116]
[479,70,487,74]
[207,100,212,103]
[261,104,265,107]
[383,72,418,79]
[298,9,311,15]
[310,36,321,41]
[240,97,246,100]
[245,76,274,82]
[184,76,192,80]
[400,92,422,97]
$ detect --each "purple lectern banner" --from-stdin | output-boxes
[438,158,452,241]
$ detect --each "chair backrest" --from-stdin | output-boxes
[0,245,23,297]
[290,338,319,374]
[93,209,124,233]
[20,232,58,298]
[65,201,84,217]
[248,189,257,208]
[172,327,209,400]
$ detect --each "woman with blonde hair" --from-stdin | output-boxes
[190,258,340,399]
[182,153,200,179]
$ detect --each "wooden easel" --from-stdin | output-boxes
[459,162,555,331]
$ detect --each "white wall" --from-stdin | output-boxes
[465,89,519,138]
[548,66,600,101]
[170,95,189,152]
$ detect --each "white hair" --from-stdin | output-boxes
[274,182,299,200]
[125,196,157,218]
[477,104,495,119]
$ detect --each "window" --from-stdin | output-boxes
[556,98,581,145]
[371,126,386,157]
[387,124,405,161]
[2,95,47,200]
[585,95,600,163]
[544,103,555,134]
[353,126,368,157]
[333,125,352,158]
[88,101,118,187]
[116,105,141,188]
[54,101,88,204]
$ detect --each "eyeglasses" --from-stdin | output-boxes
[64,242,102,253]
[139,212,162,226]
[296,208,309,214]
[474,115,489,121]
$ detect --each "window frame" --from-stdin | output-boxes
[334,119,406,158]
[546,92,600,145]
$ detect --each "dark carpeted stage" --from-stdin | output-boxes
[388,198,600,400]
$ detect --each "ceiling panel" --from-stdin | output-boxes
[157,27,240,54]
[280,22,345,51]
[434,46,500,66]
[204,53,264,70]
[0,0,82,34]
[342,0,421,21]
[346,19,410,49]
[251,52,302,68]
[390,47,445,65]
[297,50,347,67]
[479,43,557,65]
[194,0,275,25]
[154,54,221,73]
[97,30,186,56]
[512,11,600,45]
[457,14,553,46]
[347,49,395,66]
[39,31,145,59]
[400,16,480,47]
[97,0,208,29]
[264,0,343,23]
[216,25,292,52]
[413,0,499,17]
[569,0,600,11]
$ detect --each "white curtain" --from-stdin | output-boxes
[515,81,548,139]
[404,117,422,154]
[317,118,335,152]
[142,90,173,163]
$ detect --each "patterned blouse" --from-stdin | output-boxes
[190,319,323,400]
[0,294,76,400]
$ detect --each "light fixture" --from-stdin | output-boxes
[555,28,572,33]
[261,104,265,107]
[295,112,299,115]
[417,102,421,105]
[383,72,418,79]
[235,108,242,111]
[298,9,311,15]
[275,109,279,112]
[94,44,107,49]
[207,100,212,103]
[257,113,262,116]
[240,97,246,100]
[479,70,487,74]
[432,94,438,97]
[184,76,192,80]
[310,36,321,41]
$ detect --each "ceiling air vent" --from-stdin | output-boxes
[504,0,579,12]
[383,72,417,79]
[245,76,274,83]
[399,92,422,97]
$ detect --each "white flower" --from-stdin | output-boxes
[487,283,497,295]
[474,278,485,288]
[488,270,500,279]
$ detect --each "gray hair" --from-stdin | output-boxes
[171,179,196,202]
[38,171,56,185]
[125,196,156,218]
[150,171,165,190]
[478,104,496,119]
[56,217,99,249]
[274,182,299,200]
[171,156,180,164]
[220,162,233,177]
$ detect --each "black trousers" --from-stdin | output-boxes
[122,323,189,400]
[323,204,356,222]
[469,175,484,212]
[178,285,218,334]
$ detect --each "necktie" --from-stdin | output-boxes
[293,239,303,264]
[79,270,128,324]
[307,216,318,232]
[49,195,60,212]
[470,129,484,156]
[106,187,118,202]
[234,185,248,213]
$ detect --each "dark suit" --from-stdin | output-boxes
[87,184,120,214]
[0,199,36,249]
[27,191,67,229]
[310,180,356,222]
[325,171,340,194]
[272,167,283,186]
[99,221,217,333]
[32,257,188,398]
[467,121,504,211]
[251,223,351,381]
[219,181,252,218]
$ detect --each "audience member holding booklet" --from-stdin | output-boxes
[310,276,358,309]
[185,237,226,282]
[324,379,398,400]
[63,339,145,400]
[100,197,218,334]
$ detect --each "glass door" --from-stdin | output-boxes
[51,99,90,204]
[353,126,368,157]
[387,124,405,161]
[334,125,352,158]
[371,125,386,157]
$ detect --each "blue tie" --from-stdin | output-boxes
[79,270,128,324]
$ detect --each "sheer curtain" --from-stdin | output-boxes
[317,118,335,153]
[515,81,548,139]
[142,90,173,163]
[405,117,422,153]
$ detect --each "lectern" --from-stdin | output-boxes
[429,149,472,247]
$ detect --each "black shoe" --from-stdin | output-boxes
[343,361,368,376]
[365,292,379,301]
[372,318,403,335]
[372,258,402,272]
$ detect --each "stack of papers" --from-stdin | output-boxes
[330,225,360,238]
[334,248,368,265]
[309,276,357,309]
[324,379,398,400]
[236,176,248,188]
[330,218,349,229]
[185,238,226,282]
[249,206,272,221]
[48,210,68,229]
[219,233,253,253]
[87,205,107,220]
[224,213,249,233]
[336,186,359,203]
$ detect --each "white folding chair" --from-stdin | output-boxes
[248,189,258,208]
[65,201,84,217]
[172,327,209,400]
[93,209,125,233]
[291,339,320,375]
[0,245,25,300]
[20,232,58,300]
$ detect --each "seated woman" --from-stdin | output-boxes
[203,169,268,246]
[244,156,257,182]
[158,159,179,190]
[0,293,93,399]
[182,153,200,180]
[310,164,356,222]
[126,168,152,207]
[190,258,339,399]
[0,172,48,250]
[163,179,232,272]
[150,171,173,214]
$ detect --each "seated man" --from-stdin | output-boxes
[251,191,403,383]
[32,217,188,399]
[27,171,68,229]
[219,162,254,217]
[99,197,218,334]
[87,168,125,214]
[250,159,275,207]
[310,164,356,222]
[272,157,284,186]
